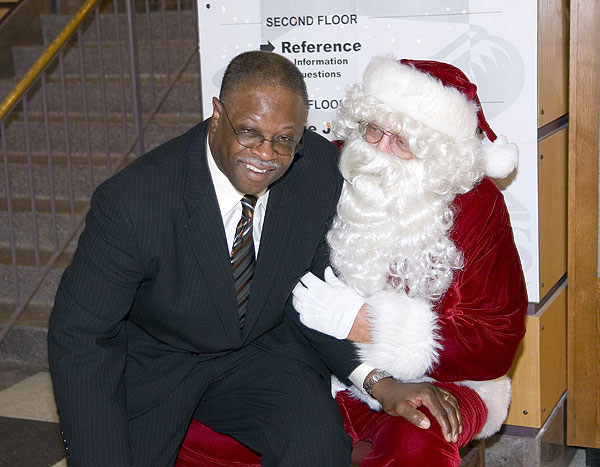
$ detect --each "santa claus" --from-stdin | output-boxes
[291,56,528,466]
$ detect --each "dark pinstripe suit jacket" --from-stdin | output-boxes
[47,119,359,465]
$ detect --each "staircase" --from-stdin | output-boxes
[0,0,202,367]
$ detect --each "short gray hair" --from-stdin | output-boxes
[219,51,308,109]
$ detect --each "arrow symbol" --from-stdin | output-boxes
[260,41,275,52]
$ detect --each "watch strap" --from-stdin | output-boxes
[363,369,393,396]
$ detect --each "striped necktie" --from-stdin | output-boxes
[231,194,258,331]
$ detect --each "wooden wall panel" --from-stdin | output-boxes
[567,0,600,449]
[539,285,567,420]
[538,129,568,299]
[538,0,569,126]
[506,314,541,427]
[506,285,567,428]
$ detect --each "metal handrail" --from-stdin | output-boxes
[0,0,101,121]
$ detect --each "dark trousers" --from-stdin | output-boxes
[128,343,352,466]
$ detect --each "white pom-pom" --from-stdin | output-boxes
[482,135,519,179]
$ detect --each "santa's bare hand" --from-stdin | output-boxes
[346,305,372,343]
[371,378,463,443]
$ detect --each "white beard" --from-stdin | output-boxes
[328,133,481,301]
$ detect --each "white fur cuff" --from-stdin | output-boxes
[459,376,512,438]
[356,289,441,381]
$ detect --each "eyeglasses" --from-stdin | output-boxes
[219,100,303,157]
[359,121,410,157]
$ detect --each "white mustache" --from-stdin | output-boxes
[237,155,281,170]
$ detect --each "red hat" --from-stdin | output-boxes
[361,56,518,178]
[399,59,497,142]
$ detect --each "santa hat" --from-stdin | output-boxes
[361,56,518,178]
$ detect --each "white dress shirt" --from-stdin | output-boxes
[206,140,268,256]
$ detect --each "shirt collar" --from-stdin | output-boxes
[206,137,269,216]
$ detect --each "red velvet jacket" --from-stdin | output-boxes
[430,177,527,382]
[342,177,527,438]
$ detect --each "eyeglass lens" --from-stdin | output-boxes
[360,122,408,156]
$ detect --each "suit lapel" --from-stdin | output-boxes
[183,122,241,347]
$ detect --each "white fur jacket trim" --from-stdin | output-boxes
[358,289,442,380]
[332,289,512,438]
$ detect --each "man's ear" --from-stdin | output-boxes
[209,97,221,135]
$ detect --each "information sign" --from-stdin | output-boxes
[197,1,540,300]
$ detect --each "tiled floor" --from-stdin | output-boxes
[0,363,65,466]
[0,360,589,466]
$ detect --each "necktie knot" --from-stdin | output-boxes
[242,194,258,207]
[240,194,257,221]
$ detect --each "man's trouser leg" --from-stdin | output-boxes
[194,344,352,467]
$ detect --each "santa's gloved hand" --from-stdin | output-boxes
[292,267,364,339]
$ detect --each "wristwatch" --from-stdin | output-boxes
[363,369,393,396]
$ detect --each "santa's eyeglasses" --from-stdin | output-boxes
[359,121,410,157]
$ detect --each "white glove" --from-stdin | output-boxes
[292,267,364,339]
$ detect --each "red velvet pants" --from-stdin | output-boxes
[176,382,488,466]
[336,382,488,467]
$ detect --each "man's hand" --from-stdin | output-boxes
[371,376,462,443]
[292,267,364,339]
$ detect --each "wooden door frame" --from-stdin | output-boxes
[567,0,600,449]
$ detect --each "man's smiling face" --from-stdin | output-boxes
[208,83,307,195]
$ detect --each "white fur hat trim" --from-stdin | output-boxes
[362,55,519,179]
[362,56,478,142]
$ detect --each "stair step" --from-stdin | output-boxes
[0,247,72,367]
[0,80,19,101]
[0,301,54,328]
[0,322,50,371]
[2,151,130,168]
[1,116,197,156]
[0,302,54,328]
[0,323,49,367]
[0,294,55,367]
[2,113,133,155]
[0,196,89,214]
[0,210,83,251]
[1,158,114,199]
[40,10,198,46]
[0,246,74,268]
[12,40,196,79]
[2,72,202,116]
[1,264,66,318]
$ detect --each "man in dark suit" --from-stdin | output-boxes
[48,51,360,466]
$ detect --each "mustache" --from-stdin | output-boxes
[235,155,281,170]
